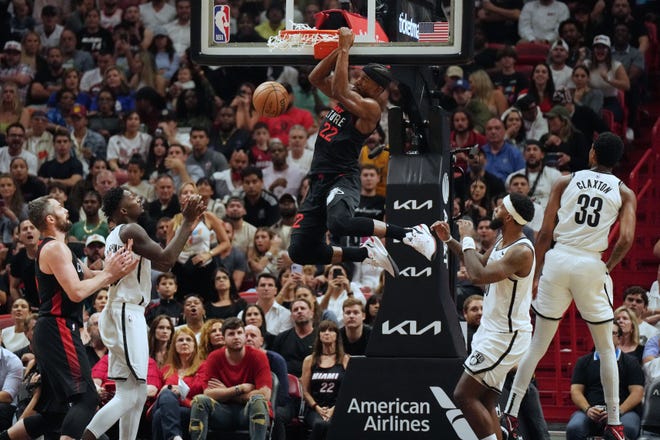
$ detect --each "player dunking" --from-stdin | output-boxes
[0,196,136,440]
[288,27,436,275]
[432,193,536,440]
[82,188,205,440]
[503,133,636,440]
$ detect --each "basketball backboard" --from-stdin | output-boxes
[191,0,473,66]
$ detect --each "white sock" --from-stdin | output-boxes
[588,321,621,425]
[86,378,147,437]
[480,434,497,440]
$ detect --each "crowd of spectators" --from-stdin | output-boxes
[0,0,655,438]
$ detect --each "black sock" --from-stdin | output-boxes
[342,247,369,262]
[385,224,408,241]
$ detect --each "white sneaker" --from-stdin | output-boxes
[361,236,399,277]
[403,223,437,261]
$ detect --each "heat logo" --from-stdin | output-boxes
[213,5,231,43]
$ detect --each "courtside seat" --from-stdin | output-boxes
[285,374,307,440]
[639,377,660,439]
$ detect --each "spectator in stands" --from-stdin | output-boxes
[29,46,65,107]
[164,0,191,56]
[491,46,529,107]
[85,312,107,367]
[148,315,175,369]
[0,123,37,175]
[8,219,38,308]
[476,217,498,254]
[463,294,483,352]
[449,109,486,174]
[301,319,349,440]
[82,233,105,271]
[106,110,151,182]
[212,149,248,200]
[242,304,274,348]
[10,0,35,41]
[0,43,33,107]
[148,30,179,82]
[0,173,26,245]
[287,124,313,174]
[163,143,203,191]
[524,63,556,113]
[151,327,203,440]
[89,289,108,314]
[206,267,247,320]
[518,0,569,43]
[274,266,301,309]
[593,0,649,54]
[358,125,389,197]
[70,104,107,174]
[247,122,272,170]
[78,7,114,58]
[469,69,508,117]
[128,50,167,97]
[188,317,272,440]
[19,31,44,75]
[482,117,526,183]
[295,284,338,327]
[175,88,213,134]
[122,157,155,203]
[250,272,293,335]
[571,65,604,115]
[11,157,45,204]
[615,306,645,363]
[100,0,122,31]
[318,264,366,328]
[584,35,630,124]
[567,322,644,440]
[549,39,574,89]
[59,29,94,74]
[177,294,206,340]
[623,286,659,345]
[611,22,644,140]
[24,110,53,170]
[148,174,180,221]
[262,138,305,199]
[558,18,586,67]
[145,135,168,182]
[218,221,248,291]
[210,104,251,160]
[186,127,228,179]
[35,5,63,51]
[515,93,549,142]
[340,297,371,356]
[1,298,30,352]
[240,166,280,228]
[198,319,224,360]
[139,0,176,30]
[69,190,108,243]
[452,79,491,134]
[167,182,229,302]
[457,147,506,206]
[0,345,23,430]
[80,49,115,95]
[145,273,183,326]
[37,130,83,191]
[272,297,317,377]
[501,107,527,151]
[224,195,257,256]
[463,177,492,223]
[87,88,122,139]
[505,139,561,209]
[364,294,380,326]
[539,105,590,172]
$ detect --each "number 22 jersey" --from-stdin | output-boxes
[553,169,622,253]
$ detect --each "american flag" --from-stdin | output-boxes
[418,22,450,43]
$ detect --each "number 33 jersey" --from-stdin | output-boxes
[554,169,622,253]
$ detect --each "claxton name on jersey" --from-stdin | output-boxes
[575,178,614,194]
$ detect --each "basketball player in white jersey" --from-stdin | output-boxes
[503,132,636,440]
[82,188,205,440]
[432,192,536,440]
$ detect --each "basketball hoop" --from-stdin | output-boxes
[267,24,339,59]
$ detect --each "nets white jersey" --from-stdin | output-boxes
[553,170,622,253]
[105,224,151,306]
[482,237,535,333]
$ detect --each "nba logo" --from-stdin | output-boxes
[213,5,230,43]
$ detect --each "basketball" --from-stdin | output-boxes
[252,81,288,117]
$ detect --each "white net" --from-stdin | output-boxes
[267,23,339,51]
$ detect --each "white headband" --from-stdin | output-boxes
[502,195,528,226]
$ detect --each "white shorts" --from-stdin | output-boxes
[464,327,531,392]
[532,244,614,323]
[99,302,148,382]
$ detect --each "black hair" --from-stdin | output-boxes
[128,155,147,171]
[593,132,623,167]
[222,316,244,335]
[83,189,102,203]
[508,192,535,223]
[623,286,649,306]
[496,45,517,61]
[241,166,263,181]
[102,187,125,221]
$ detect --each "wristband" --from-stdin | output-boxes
[312,403,318,410]
[442,236,452,244]
[584,406,592,413]
[461,237,476,252]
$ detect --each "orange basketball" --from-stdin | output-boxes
[252,81,288,117]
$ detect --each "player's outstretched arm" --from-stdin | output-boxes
[606,183,636,272]
[308,47,340,99]
[123,195,206,271]
[42,240,138,302]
